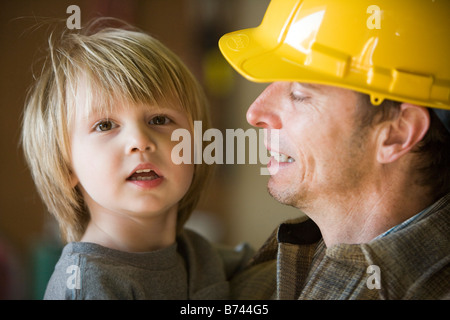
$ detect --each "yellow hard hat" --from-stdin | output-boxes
[219,0,450,110]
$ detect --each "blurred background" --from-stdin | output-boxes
[0,0,302,299]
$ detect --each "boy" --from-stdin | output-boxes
[22,21,236,299]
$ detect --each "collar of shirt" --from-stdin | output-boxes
[373,203,434,240]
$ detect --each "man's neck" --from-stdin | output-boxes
[307,182,433,248]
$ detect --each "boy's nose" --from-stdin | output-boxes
[126,125,156,154]
[130,144,151,153]
[246,82,283,130]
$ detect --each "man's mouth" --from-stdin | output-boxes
[127,169,161,181]
[270,151,295,163]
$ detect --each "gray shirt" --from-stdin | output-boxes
[44,229,232,299]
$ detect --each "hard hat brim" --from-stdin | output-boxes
[219,28,387,104]
[219,29,450,111]
[219,28,321,84]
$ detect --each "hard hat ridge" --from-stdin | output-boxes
[219,0,450,111]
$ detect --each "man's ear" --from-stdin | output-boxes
[377,103,430,164]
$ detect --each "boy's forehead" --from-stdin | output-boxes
[72,76,183,117]
[74,96,181,118]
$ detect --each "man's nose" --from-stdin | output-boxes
[246,82,282,129]
[126,124,156,154]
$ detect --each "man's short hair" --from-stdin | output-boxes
[356,94,450,200]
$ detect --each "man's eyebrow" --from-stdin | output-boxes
[296,82,322,92]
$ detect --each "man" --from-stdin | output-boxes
[219,0,450,299]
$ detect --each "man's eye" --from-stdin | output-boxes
[94,120,115,132]
[290,92,307,103]
[149,115,171,125]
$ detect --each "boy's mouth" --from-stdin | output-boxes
[127,169,160,181]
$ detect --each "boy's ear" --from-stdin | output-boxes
[69,169,79,188]
[377,103,430,164]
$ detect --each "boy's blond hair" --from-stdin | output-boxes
[22,21,212,243]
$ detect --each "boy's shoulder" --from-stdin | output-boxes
[43,232,252,300]
[179,228,254,281]
[43,242,137,299]
[44,241,188,299]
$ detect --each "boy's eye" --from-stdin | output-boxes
[149,115,171,125]
[94,120,115,132]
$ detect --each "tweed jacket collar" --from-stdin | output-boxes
[242,194,450,299]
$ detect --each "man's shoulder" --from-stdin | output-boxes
[363,201,450,299]
[228,215,317,299]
